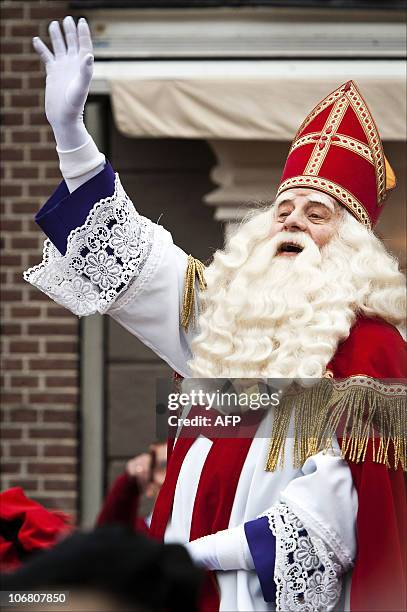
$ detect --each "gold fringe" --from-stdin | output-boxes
[266,376,406,472]
[181,255,207,331]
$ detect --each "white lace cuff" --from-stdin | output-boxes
[24,173,172,316]
[262,503,346,612]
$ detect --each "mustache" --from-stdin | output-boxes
[269,230,318,253]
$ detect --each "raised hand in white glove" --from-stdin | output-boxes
[33,16,105,185]
[33,16,93,148]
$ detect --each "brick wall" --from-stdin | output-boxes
[1,1,80,519]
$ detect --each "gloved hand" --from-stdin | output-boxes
[32,16,105,186]
[33,16,93,149]
[185,526,254,571]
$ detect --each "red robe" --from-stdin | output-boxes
[151,315,406,611]
[328,316,406,612]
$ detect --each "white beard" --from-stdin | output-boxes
[189,227,358,379]
[188,207,406,379]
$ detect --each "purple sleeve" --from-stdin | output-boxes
[244,516,277,603]
[35,162,115,255]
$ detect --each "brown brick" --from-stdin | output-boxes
[11,58,40,72]
[1,77,23,89]
[28,323,77,335]
[9,444,38,457]
[11,93,40,108]
[11,237,39,249]
[46,341,78,353]
[1,323,21,335]
[11,271,28,285]
[46,376,78,388]
[10,376,39,388]
[11,306,41,318]
[8,408,38,423]
[28,289,52,302]
[27,462,77,475]
[30,147,58,162]
[10,24,39,37]
[43,409,77,424]
[29,112,48,126]
[26,252,45,267]
[45,166,62,179]
[28,76,45,89]
[9,479,39,490]
[47,306,75,318]
[1,289,23,302]
[11,200,39,215]
[2,183,23,197]
[1,112,24,126]
[1,220,23,231]
[29,392,78,404]
[1,41,24,54]
[9,340,39,353]
[0,462,21,474]
[0,254,22,266]
[2,289,23,301]
[1,359,23,370]
[0,147,24,161]
[1,6,24,19]
[29,358,77,371]
[1,392,23,404]
[29,5,68,20]
[1,0,81,513]
[28,183,55,197]
[34,496,77,513]
[44,444,76,458]
[29,426,76,439]
[11,130,41,144]
[1,427,23,440]
[44,479,77,491]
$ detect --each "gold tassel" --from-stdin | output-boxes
[181,255,207,332]
[266,376,406,472]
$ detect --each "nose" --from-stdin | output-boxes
[282,209,307,232]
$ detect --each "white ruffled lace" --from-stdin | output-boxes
[23,173,171,316]
[263,503,343,612]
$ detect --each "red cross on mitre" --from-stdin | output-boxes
[276,80,396,228]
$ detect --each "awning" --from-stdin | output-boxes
[109,73,406,141]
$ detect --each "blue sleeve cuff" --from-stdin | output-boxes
[244,516,276,603]
[35,161,116,255]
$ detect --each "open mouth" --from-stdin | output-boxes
[276,242,304,255]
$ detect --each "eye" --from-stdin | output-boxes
[309,213,323,220]
[278,212,290,220]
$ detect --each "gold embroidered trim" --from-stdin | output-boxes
[292,81,386,205]
[266,376,406,472]
[277,175,371,227]
[304,97,349,176]
[346,82,386,203]
[290,132,374,167]
[289,132,321,154]
[181,255,207,331]
[294,85,345,140]
[333,134,374,165]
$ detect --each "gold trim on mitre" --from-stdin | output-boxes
[181,255,207,331]
[288,80,388,207]
[277,175,371,228]
[266,376,406,472]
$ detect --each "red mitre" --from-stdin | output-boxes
[277,80,397,228]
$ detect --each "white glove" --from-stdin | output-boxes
[32,16,105,187]
[186,526,254,571]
